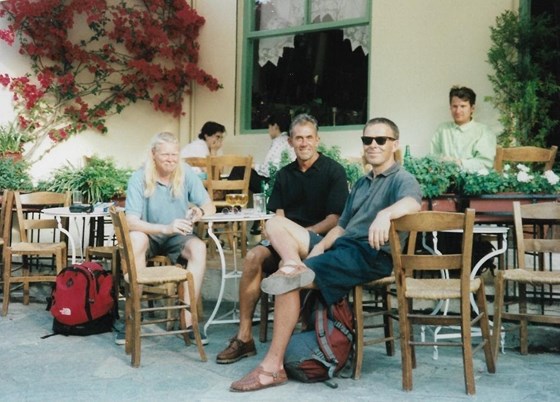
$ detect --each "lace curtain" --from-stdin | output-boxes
[257,0,369,66]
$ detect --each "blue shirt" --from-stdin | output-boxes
[125,163,210,229]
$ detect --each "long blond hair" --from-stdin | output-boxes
[144,131,184,199]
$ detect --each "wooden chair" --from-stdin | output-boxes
[0,190,9,280]
[109,206,207,367]
[352,275,397,379]
[206,155,252,257]
[184,157,209,187]
[2,191,71,316]
[390,209,495,395]
[492,201,560,361]
[494,145,558,172]
[184,156,211,249]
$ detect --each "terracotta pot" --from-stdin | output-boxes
[1,151,23,161]
[421,194,460,212]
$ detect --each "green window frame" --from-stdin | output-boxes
[240,0,372,134]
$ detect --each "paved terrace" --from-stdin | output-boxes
[1,261,559,402]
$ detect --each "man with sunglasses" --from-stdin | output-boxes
[230,117,422,392]
[431,86,496,170]
[216,113,349,365]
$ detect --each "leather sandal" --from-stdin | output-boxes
[230,366,288,392]
[260,263,315,295]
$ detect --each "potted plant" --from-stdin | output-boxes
[403,156,461,211]
[38,156,132,203]
[0,157,33,190]
[0,122,32,160]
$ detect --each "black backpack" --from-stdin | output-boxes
[284,292,354,384]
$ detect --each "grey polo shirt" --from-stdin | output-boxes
[338,162,422,251]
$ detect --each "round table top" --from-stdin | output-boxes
[201,209,274,223]
[41,206,110,218]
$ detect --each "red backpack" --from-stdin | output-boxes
[284,292,354,383]
[48,261,114,336]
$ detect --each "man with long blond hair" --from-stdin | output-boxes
[125,131,215,344]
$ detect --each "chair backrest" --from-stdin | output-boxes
[109,206,137,285]
[389,209,475,292]
[1,190,13,246]
[1,191,9,239]
[205,155,252,202]
[494,145,558,172]
[184,156,209,188]
[13,191,71,243]
[184,157,207,170]
[513,201,560,269]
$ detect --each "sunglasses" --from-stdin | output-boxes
[361,136,397,146]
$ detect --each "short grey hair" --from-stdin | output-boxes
[289,113,318,136]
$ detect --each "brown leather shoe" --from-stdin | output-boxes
[216,337,257,364]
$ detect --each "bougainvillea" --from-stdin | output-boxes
[0,0,221,162]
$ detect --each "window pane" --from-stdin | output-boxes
[311,0,367,23]
[251,29,368,129]
[254,0,305,31]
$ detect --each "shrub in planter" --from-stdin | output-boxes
[0,157,33,190]
[39,156,132,203]
[403,156,460,198]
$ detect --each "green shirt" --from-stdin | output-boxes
[430,120,496,171]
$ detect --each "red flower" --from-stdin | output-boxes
[0,0,221,161]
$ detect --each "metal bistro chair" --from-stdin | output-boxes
[492,201,560,362]
[109,206,206,367]
[2,191,71,316]
[390,209,495,395]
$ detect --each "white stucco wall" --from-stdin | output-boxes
[0,0,517,183]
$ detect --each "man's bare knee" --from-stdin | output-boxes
[182,237,206,260]
[129,231,149,252]
[243,246,271,277]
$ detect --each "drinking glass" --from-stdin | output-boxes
[237,193,249,208]
[224,193,240,214]
[72,190,84,205]
[253,193,266,214]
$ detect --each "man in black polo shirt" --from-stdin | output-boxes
[216,113,348,364]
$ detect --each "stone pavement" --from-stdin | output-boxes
[1,284,560,402]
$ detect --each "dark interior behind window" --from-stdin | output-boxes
[251,29,368,129]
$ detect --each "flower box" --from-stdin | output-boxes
[465,193,560,223]
[421,194,460,212]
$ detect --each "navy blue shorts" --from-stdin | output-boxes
[304,236,393,306]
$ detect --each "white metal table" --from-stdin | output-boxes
[423,225,509,359]
[201,209,274,336]
[41,206,110,264]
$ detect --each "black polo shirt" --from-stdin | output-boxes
[267,153,348,229]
